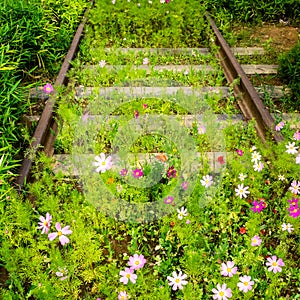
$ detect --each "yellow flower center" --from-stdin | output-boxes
[272,262,277,267]
[253,239,257,243]
[256,205,260,208]
[227,267,231,272]
[175,278,180,283]
[219,291,224,296]
[126,274,131,278]
[46,87,51,92]
[43,221,48,226]
[135,261,140,265]
[293,209,297,213]
[57,231,62,236]
[239,189,243,193]
[244,281,249,286]
[102,162,106,166]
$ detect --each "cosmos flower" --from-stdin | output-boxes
[167,271,188,291]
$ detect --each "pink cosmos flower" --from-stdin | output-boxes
[251,200,264,213]
[167,271,188,290]
[43,83,54,94]
[221,261,237,277]
[198,125,206,134]
[236,149,244,156]
[253,162,264,172]
[142,103,148,109]
[288,205,300,218]
[288,198,299,207]
[132,168,143,178]
[289,181,300,194]
[251,235,262,246]
[38,212,52,234]
[48,223,72,245]
[119,267,137,284]
[296,154,300,164]
[266,255,284,273]
[55,267,68,281]
[212,283,232,299]
[164,196,174,204]
[120,168,128,176]
[128,254,146,270]
[237,275,254,293]
[181,181,189,190]
[118,291,128,300]
[134,110,139,119]
[293,131,300,141]
[281,223,294,233]
[275,121,284,131]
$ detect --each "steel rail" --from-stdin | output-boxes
[205,13,284,143]
[16,1,94,190]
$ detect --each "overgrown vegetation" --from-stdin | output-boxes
[0,0,90,190]
[278,42,300,104]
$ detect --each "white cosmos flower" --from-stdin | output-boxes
[281,223,294,233]
[251,151,261,163]
[238,173,247,181]
[177,207,188,220]
[235,184,250,199]
[286,142,298,154]
[167,271,188,290]
[93,153,113,173]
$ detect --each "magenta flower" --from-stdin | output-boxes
[212,283,232,299]
[251,235,262,246]
[132,168,143,178]
[236,149,244,156]
[275,121,284,131]
[266,255,284,273]
[251,200,264,213]
[128,254,146,270]
[118,291,129,300]
[119,267,137,284]
[181,181,189,190]
[167,166,177,178]
[48,223,72,246]
[237,275,254,293]
[164,196,174,204]
[134,110,139,119]
[38,212,52,234]
[221,261,237,277]
[288,205,300,218]
[43,83,54,94]
[288,198,299,207]
[120,168,128,176]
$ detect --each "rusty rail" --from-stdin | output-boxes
[206,13,284,143]
[16,1,94,190]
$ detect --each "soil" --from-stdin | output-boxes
[234,23,299,53]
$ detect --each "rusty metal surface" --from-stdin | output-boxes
[16,1,94,190]
[206,13,284,143]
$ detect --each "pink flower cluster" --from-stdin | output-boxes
[119,254,146,285]
[38,213,72,246]
[287,197,300,218]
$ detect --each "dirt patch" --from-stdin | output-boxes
[234,23,299,53]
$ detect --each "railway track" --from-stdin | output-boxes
[16,10,287,189]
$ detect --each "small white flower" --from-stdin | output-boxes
[112,0,116,4]
[143,57,149,65]
[286,142,298,155]
[93,153,113,173]
[235,184,250,199]
[253,162,264,172]
[296,154,300,164]
[99,60,106,68]
[177,207,188,220]
[200,175,213,188]
[289,180,300,194]
[238,173,247,181]
[281,223,294,233]
[249,146,257,152]
[278,174,285,181]
[251,151,261,163]
[160,0,165,3]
